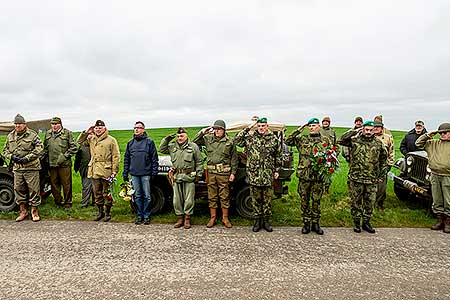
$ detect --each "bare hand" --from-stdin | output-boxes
[297,124,307,132]
[202,126,213,134]
[428,131,438,137]
[274,172,279,180]
[248,121,258,130]
[229,174,235,182]
[167,133,176,140]
[86,126,95,134]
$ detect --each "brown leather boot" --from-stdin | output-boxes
[221,207,232,228]
[104,205,112,222]
[444,216,450,233]
[31,206,40,222]
[431,214,445,230]
[15,203,29,222]
[206,208,217,228]
[184,214,191,229]
[94,205,105,221]
[174,216,184,228]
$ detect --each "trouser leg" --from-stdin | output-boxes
[363,184,377,222]
[217,174,230,209]
[59,166,73,205]
[81,176,93,206]
[250,185,263,218]
[298,180,311,223]
[207,173,219,209]
[132,176,144,219]
[173,182,184,216]
[431,174,444,215]
[183,182,195,216]
[349,180,364,220]
[310,181,324,223]
[49,167,62,205]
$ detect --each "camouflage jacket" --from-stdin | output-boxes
[234,128,281,187]
[338,130,388,184]
[44,127,78,167]
[159,137,203,183]
[192,131,238,175]
[3,128,44,171]
[286,130,332,181]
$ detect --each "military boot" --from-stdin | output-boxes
[353,218,361,233]
[262,217,273,232]
[443,216,450,234]
[15,203,29,222]
[301,222,311,234]
[184,215,191,229]
[206,208,217,228]
[94,205,105,221]
[31,206,40,222]
[174,216,184,228]
[431,214,445,230]
[221,208,232,229]
[362,220,376,234]
[252,218,262,232]
[311,222,324,235]
[104,205,112,222]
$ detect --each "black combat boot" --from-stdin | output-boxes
[104,205,112,222]
[353,218,361,233]
[262,218,273,232]
[301,222,311,234]
[362,220,376,234]
[431,214,445,230]
[311,222,324,235]
[94,205,105,221]
[252,218,262,232]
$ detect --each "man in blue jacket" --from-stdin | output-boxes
[123,121,159,225]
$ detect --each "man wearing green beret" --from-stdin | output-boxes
[338,120,388,233]
[44,117,78,208]
[286,117,333,235]
[234,117,282,232]
[416,122,450,233]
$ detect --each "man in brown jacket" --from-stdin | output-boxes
[416,122,450,233]
[78,120,120,222]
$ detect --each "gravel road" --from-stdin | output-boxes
[1,220,449,300]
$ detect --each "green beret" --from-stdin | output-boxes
[307,118,320,125]
[363,120,374,127]
[257,117,267,124]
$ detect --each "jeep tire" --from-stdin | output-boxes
[235,185,255,219]
[0,177,16,212]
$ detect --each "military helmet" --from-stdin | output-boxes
[212,119,226,130]
[438,123,450,133]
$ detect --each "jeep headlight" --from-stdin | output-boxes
[406,156,414,166]
[426,165,431,173]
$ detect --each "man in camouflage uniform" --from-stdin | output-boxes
[319,116,337,194]
[286,118,332,235]
[44,117,78,208]
[341,116,363,163]
[160,127,203,229]
[234,117,281,232]
[3,114,44,222]
[373,120,394,212]
[416,123,450,233]
[193,120,238,228]
[338,120,388,233]
[78,120,120,222]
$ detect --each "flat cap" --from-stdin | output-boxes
[95,120,105,127]
[14,114,26,124]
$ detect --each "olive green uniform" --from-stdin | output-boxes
[286,130,332,223]
[375,133,395,209]
[44,127,78,206]
[193,131,238,209]
[338,130,388,222]
[319,126,338,192]
[160,137,203,216]
[234,128,281,217]
[3,128,44,207]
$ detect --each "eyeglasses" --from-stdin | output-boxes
[134,127,144,129]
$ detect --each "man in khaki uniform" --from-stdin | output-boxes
[44,117,78,208]
[160,127,203,229]
[416,123,450,233]
[3,114,44,222]
[373,120,394,211]
[78,120,120,222]
[193,120,238,228]
[319,116,338,193]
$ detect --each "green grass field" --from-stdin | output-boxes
[0,126,435,227]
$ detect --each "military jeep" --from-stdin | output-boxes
[150,122,295,219]
[390,151,432,205]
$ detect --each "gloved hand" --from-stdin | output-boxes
[11,155,21,163]
[123,175,129,182]
[166,134,176,140]
[17,157,29,164]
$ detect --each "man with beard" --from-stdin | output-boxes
[123,121,159,225]
[400,120,427,156]
[338,120,387,233]
[341,116,363,163]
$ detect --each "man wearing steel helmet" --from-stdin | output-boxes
[338,120,388,234]
[193,120,238,228]
[416,122,450,233]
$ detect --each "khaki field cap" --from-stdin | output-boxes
[212,120,226,130]
[14,114,26,124]
[415,120,424,126]
[51,117,62,124]
[438,123,450,133]
[374,115,383,122]
[322,116,331,123]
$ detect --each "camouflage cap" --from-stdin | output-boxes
[212,119,226,129]
[363,120,374,127]
[373,120,384,127]
[308,117,320,125]
[95,120,105,127]
[438,123,450,133]
[177,127,187,134]
[322,116,331,123]
[14,114,26,124]
[50,117,62,124]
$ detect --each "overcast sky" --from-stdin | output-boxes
[1,0,449,131]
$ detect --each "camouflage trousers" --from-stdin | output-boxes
[14,170,41,207]
[298,180,324,223]
[207,173,230,209]
[349,180,377,221]
[92,178,113,207]
[250,185,273,218]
